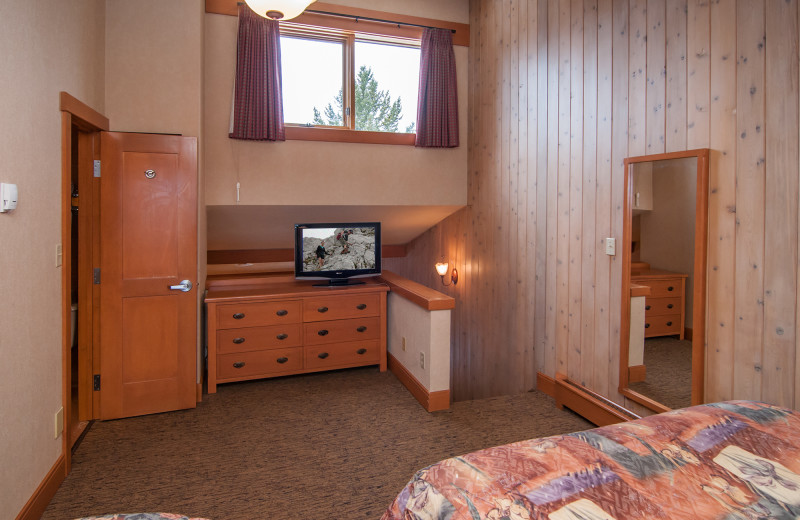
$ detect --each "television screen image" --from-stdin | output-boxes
[294,222,381,285]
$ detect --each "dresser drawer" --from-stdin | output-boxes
[217,300,302,329]
[303,316,381,345]
[303,293,380,322]
[305,340,381,369]
[217,347,303,379]
[644,314,682,337]
[644,297,682,316]
[643,279,683,298]
[217,324,303,354]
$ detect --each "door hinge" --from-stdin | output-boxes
[93,160,101,178]
[93,374,101,391]
[93,268,100,284]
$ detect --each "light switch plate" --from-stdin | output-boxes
[604,237,616,256]
[56,244,63,267]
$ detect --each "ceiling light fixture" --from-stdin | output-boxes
[244,0,315,20]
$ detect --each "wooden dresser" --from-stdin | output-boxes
[205,279,389,393]
[631,269,688,339]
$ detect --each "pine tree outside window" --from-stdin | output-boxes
[280,26,420,136]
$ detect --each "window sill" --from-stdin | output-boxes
[285,126,416,146]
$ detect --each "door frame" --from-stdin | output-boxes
[59,92,109,472]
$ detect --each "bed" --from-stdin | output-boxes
[381,401,800,519]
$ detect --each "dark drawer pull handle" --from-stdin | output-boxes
[667,303,674,309]
[276,357,289,364]
[318,352,329,359]
[667,286,674,291]
[233,312,245,320]
[667,321,673,326]
[318,329,329,336]
[276,309,288,316]
[318,306,329,313]
[232,337,246,344]
[645,323,650,328]
[357,326,367,332]
[645,305,651,310]
[357,348,367,355]
[357,304,367,310]
[276,333,288,340]
[233,361,246,368]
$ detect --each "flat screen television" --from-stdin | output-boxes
[294,222,381,286]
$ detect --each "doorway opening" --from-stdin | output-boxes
[60,92,109,469]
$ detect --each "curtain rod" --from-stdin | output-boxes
[305,9,457,33]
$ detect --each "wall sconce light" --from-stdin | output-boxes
[244,0,315,20]
[435,261,458,286]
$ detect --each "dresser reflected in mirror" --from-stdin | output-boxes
[619,150,709,413]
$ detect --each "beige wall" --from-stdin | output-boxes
[105,0,203,136]
[203,0,468,208]
[0,0,105,516]
[389,0,800,413]
[387,293,451,392]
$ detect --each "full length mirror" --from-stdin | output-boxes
[619,149,709,413]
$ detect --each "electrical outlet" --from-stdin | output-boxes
[419,352,425,369]
[402,337,406,351]
[54,407,64,439]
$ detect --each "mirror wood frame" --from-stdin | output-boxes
[619,149,709,413]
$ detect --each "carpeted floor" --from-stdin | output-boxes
[43,367,592,520]
[628,336,692,409]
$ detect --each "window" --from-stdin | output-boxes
[280,25,420,139]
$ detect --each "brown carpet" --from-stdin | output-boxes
[628,336,692,409]
[43,367,591,520]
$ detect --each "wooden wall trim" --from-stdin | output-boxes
[59,92,109,131]
[538,372,640,426]
[205,1,470,47]
[15,455,65,520]
[379,270,455,311]
[207,244,407,265]
[536,372,556,397]
[388,353,449,412]
[286,126,416,145]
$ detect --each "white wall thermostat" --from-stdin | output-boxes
[0,183,18,213]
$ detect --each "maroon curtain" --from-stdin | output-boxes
[415,28,459,148]
[230,3,285,141]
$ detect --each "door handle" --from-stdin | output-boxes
[169,279,193,292]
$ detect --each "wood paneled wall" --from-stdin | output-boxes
[385,0,800,408]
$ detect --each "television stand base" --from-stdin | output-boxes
[313,279,366,287]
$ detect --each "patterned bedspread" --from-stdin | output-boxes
[381,401,800,520]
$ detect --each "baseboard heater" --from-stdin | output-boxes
[537,372,640,426]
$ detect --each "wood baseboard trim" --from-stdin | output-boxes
[536,372,556,397]
[16,454,66,520]
[628,364,647,383]
[537,372,639,426]
[684,327,693,341]
[388,353,449,412]
[196,383,203,402]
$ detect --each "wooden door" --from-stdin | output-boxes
[99,132,197,420]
